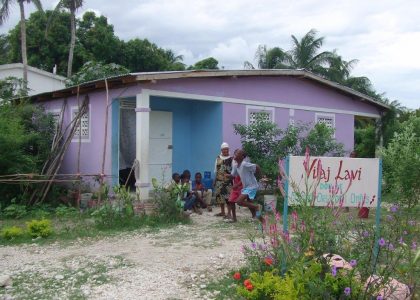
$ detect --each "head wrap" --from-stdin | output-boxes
[220,142,229,150]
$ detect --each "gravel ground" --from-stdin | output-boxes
[0,208,256,300]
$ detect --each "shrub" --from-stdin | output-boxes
[2,201,28,219]
[55,205,79,218]
[91,185,136,228]
[234,114,343,188]
[151,178,186,221]
[1,226,24,240]
[381,117,420,208]
[26,219,53,238]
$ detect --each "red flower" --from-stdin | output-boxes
[246,283,254,291]
[233,272,241,280]
[264,257,273,266]
[244,279,251,287]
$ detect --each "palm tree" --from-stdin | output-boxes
[48,0,83,77]
[286,29,334,73]
[0,0,43,90]
[164,49,185,70]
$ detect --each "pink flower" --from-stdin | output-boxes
[350,259,357,267]
[344,287,351,296]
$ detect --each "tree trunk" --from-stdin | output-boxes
[67,7,76,78]
[18,0,28,93]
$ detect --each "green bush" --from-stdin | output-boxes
[55,205,79,218]
[1,226,24,240]
[2,201,28,219]
[381,117,420,208]
[151,178,186,221]
[234,114,344,187]
[26,219,53,238]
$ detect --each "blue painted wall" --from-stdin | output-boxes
[150,96,222,179]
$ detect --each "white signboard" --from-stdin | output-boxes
[287,156,380,207]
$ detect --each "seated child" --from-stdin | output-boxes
[168,173,196,214]
[180,173,199,213]
[192,172,212,211]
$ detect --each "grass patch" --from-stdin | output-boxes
[203,272,243,300]
[0,212,191,246]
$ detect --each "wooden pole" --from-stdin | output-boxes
[76,86,82,208]
[98,78,110,204]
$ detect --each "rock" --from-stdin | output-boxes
[200,284,207,289]
[55,275,64,280]
[200,274,206,279]
[2,294,14,300]
[214,290,221,295]
[190,274,197,280]
[0,275,12,287]
[218,254,224,259]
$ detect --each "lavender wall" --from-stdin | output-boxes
[39,75,379,187]
[147,77,381,115]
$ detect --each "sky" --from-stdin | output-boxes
[1,0,419,109]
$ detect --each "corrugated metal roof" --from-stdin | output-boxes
[30,69,390,110]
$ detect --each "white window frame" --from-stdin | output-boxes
[71,105,91,143]
[315,112,335,137]
[246,105,275,125]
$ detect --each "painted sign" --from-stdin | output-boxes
[287,156,381,207]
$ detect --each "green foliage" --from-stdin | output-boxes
[233,113,343,187]
[90,185,137,228]
[66,61,129,86]
[151,178,188,221]
[188,57,219,70]
[1,226,24,240]
[381,117,420,208]
[354,123,376,158]
[26,219,53,238]
[0,101,55,205]
[54,205,78,218]
[2,201,28,219]
[0,76,28,100]
[4,10,185,76]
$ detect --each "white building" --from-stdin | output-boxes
[0,63,66,96]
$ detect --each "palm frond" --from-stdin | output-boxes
[31,0,43,12]
[0,0,13,25]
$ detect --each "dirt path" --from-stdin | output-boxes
[0,209,256,300]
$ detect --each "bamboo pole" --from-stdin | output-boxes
[76,86,82,208]
[98,78,110,204]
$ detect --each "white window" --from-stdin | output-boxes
[71,106,90,142]
[246,106,275,125]
[315,113,335,129]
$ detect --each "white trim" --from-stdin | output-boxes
[70,104,91,143]
[245,105,275,125]
[141,89,380,118]
[289,108,295,117]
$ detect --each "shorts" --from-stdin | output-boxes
[241,188,257,200]
[229,190,241,203]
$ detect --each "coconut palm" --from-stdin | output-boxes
[48,0,83,77]
[0,0,43,90]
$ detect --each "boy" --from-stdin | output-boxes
[168,173,195,214]
[227,149,261,220]
[192,172,212,211]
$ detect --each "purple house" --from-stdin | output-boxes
[34,70,388,199]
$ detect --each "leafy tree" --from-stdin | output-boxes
[48,0,84,77]
[66,61,129,86]
[234,113,343,188]
[8,10,73,77]
[188,57,219,70]
[0,0,43,88]
[77,11,122,66]
[0,101,55,205]
[381,116,420,208]
[0,76,28,100]
[0,34,10,64]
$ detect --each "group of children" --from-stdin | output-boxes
[168,170,212,215]
[168,148,261,222]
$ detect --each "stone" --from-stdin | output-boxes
[0,275,12,287]
[200,274,206,279]
[200,284,207,289]
[55,275,64,280]
[218,254,224,259]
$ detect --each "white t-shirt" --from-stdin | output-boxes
[231,161,258,190]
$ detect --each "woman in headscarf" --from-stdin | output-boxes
[213,142,233,218]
